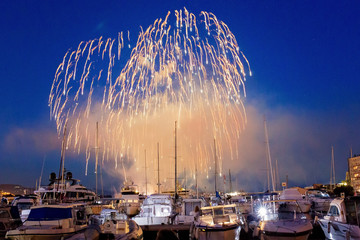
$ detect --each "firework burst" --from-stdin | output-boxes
[49,8,251,192]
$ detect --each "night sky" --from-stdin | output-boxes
[1,0,360,194]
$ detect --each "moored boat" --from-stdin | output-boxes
[34,171,96,204]
[5,204,88,240]
[318,196,360,239]
[132,194,173,226]
[192,204,241,240]
[254,200,313,240]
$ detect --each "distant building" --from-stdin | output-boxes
[348,155,360,193]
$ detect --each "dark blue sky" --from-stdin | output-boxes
[1,0,360,193]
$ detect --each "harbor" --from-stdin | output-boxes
[1,1,360,240]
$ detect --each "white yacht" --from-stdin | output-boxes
[253,200,313,240]
[192,204,241,240]
[5,204,88,240]
[307,189,332,212]
[119,181,141,217]
[34,171,96,204]
[279,188,311,213]
[132,194,173,226]
[318,196,360,239]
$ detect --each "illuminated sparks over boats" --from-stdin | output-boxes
[49,8,251,190]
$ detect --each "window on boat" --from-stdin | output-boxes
[224,207,235,214]
[201,209,212,216]
[214,208,224,216]
[328,206,340,216]
[16,203,33,211]
[27,207,72,221]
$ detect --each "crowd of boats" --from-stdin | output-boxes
[1,171,360,240]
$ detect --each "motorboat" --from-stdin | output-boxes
[0,206,22,238]
[34,171,96,204]
[74,208,143,240]
[132,194,173,226]
[192,204,241,240]
[119,181,141,217]
[5,204,88,240]
[11,195,38,222]
[253,200,313,240]
[174,198,206,225]
[307,189,332,212]
[318,196,360,239]
[279,187,311,213]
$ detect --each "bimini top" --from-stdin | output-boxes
[27,205,73,221]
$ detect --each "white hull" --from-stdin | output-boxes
[318,219,360,240]
[195,224,240,240]
[259,219,312,240]
[133,216,170,226]
[6,227,85,240]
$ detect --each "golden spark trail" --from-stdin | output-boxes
[49,8,251,192]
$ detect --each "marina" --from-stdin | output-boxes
[1,1,359,240]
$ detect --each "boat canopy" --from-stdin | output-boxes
[27,207,72,221]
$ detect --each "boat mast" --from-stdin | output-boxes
[145,149,148,196]
[196,161,198,199]
[214,138,217,193]
[157,142,161,194]
[330,146,336,191]
[229,169,232,193]
[264,116,275,192]
[95,122,99,196]
[57,124,67,194]
[175,121,178,199]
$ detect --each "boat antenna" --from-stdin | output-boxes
[157,142,161,194]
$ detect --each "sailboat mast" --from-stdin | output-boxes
[229,169,232,193]
[214,138,217,193]
[264,117,275,192]
[330,146,336,190]
[196,161,198,199]
[95,122,99,196]
[57,124,67,193]
[157,142,161,194]
[175,121,178,199]
[145,149,148,196]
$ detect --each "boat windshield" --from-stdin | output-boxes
[27,207,72,221]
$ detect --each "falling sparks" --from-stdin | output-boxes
[49,8,251,191]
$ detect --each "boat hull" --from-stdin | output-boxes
[318,219,360,240]
[6,228,84,240]
[259,219,312,240]
[195,224,240,240]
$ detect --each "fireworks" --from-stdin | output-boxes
[49,8,251,191]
